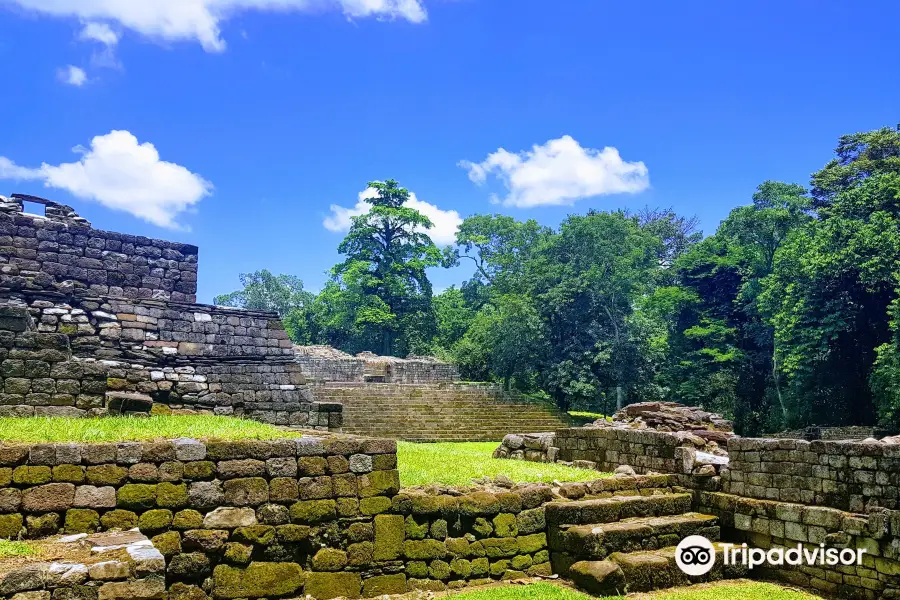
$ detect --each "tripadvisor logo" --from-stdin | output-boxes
[675,535,867,575]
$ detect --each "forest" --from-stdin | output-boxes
[214,125,900,435]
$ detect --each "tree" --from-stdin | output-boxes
[761,126,900,428]
[328,179,447,356]
[213,270,316,343]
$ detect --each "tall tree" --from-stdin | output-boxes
[329,179,447,356]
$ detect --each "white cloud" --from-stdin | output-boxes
[57,65,87,86]
[9,0,427,53]
[79,21,118,46]
[0,130,212,229]
[459,135,650,208]
[324,187,462,245]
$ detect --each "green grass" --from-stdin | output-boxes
[397,441,607,487]
[568,411,610,420]
[0,416,300,443]
[0,540,37,559]
[436,581,822,600]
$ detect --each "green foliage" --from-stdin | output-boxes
[324,179,448,356]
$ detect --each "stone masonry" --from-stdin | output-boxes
[0,194,340,428]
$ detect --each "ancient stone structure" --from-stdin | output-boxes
[313,382,572,442]
[0,194,339,428]
[588,401,735,443]
[294,346,459,384]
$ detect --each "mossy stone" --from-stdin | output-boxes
[212,562,303,599]
[276,524,311,542]
[166,583,208,600]
[492,513,517,538]
[359,496,391,515]
[471,557,489,577]
[404,539,447,560]
[446,537,470,557]
[183,461,216,480]
[0,468,11,487]
[297,456,327,476]
[407,578,446,592]
[472,517,493,538]
[346,522,373,543]
[450,558,472,578]
[0,513,23,539]
[405,515,428,540]
[482,538,518,558]
[347,541,373,567]
[117,483,157,510]
[64,509,99,534]
[157,483,188,509]
[26,513,59,537]
[100,509,138,530]
[533,549,549,564]
[312,548,348,571]
[13,466,51,485]
[289,499,335,524]
[501,569,526,580]
[303,572,361,600]
[459,492,501,517]
[374,514,404,561]
[527,562,552,577]
[516,508,545,535]
[138,509,173,532]
[406,561,428,578]
[53,465,85,483]
[58,324,78,335]
[489,560,509,577]
[169,552,212,580]
[511,555,533,570]
[361,574,406,597]
[173,510,204,530]
[152,530,182,557]
[429,559,451,580]
[86,465,128,486]
[516,533,546,554]
[331,473,357,498]
[335,497,358,517]
[223,542,253,564]
[430,519,448,540]
[233,525,275,546]
[357,470,400,498]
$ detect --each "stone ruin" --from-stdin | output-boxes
[293,345,459,384]
[0,193,340,429]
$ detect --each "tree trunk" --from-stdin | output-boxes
[616,385,625,411]
[382,330,391,356]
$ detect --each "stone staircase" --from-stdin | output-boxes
[547,491,748,595]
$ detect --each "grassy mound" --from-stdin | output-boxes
[397,441,606,487]
[0,416,300,443]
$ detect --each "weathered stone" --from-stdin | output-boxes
[223,478,268,506]
[98,577,165,600]
[211,563,303,599]
[303,572,360,600]
[202,507,257,529]
[74,486,116,508]
[22,483,75,512]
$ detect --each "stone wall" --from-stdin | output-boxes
[555,428,682,474]
[695,490,900,599]
[1,293,338,427]
[294,346,458,384]
[1,195,198,303]
[723,437,900,512]
[313,383,572,442]
[0,435,658,599]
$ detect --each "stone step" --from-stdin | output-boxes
[551,512,720,559]
[546,492,693,528]
[568,543,749,596]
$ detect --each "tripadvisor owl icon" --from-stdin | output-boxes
[675,535,716,576]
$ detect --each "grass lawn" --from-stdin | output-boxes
[438,580,822,600]
[397,441,606,487]
[0,540,37,559]
[0,416,300,443]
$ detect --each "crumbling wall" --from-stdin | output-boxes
[294,346,459,384]
[0,194,338,429]
[1,194,198,302]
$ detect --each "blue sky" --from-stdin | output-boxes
[1,0,898,303]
